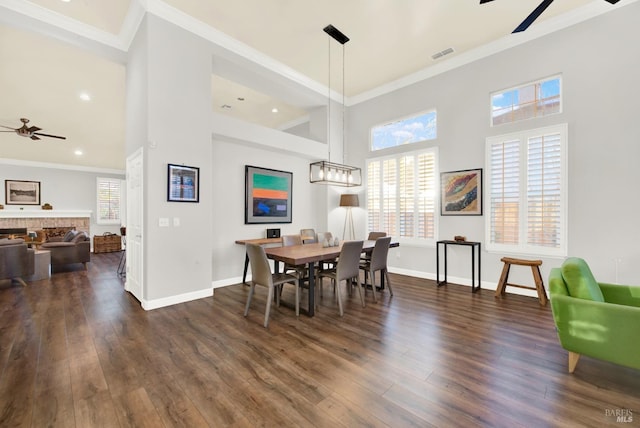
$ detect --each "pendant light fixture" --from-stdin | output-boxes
[309,24,362,187]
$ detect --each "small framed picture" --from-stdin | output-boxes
[167,164,199,203]
[5,180,41,205]
[440,168,483,216]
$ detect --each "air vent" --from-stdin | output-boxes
[431,47,454,60]
[221,104,232,109]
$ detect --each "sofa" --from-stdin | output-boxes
[40,229,90,270]
[0,238,34,286]
[549,257,640,373]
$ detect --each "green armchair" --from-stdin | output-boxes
[549,257,640,373]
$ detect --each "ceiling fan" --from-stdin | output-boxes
[0,117,66,140]
[481,0,620,33]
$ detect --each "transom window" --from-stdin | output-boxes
[367,148,438,244]
[491,76,561,126]
[371,110,437,151]
[485,124,567,257]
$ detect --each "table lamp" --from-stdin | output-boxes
[28,231,37,241]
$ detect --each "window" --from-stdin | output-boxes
[367,148,438,243]
[371,110,437,151]
[485,124,567,256]
[491,76,561,126]
[97,177,122,225]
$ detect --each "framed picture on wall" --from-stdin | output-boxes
[167,164,199,202]
[440,168,483,216]
[5,180,41,205]
[245,165,292,224]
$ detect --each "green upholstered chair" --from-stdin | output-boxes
[549,257,640,373]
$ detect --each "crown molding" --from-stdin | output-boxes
[0,158,125,175]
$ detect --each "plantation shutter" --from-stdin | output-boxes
[489,139,520,245]
[417,152,436,239]
[367,161,381,233]
[527,133,562,248]
[97,178,121,224]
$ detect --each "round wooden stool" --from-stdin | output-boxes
[495,257,547,306]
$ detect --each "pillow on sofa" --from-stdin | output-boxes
[561,257,605,302]
[63,230,78,242]
[71,231,88,243]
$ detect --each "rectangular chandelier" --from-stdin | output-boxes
[309,161,362,187]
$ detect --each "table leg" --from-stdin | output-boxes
[307,262,315,316]
[242,252,249,285]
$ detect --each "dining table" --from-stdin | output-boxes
[263,240,399,316]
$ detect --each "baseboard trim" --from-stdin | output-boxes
[141,287,213,311]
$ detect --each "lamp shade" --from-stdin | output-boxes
[339,194,359,207]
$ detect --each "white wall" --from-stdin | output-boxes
[0,161,124,237]
[347,3,640,287]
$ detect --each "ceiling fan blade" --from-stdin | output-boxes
[604,0,620,3]
[33,132,66,140]
[30,135,41,141]
[0,125,16,130]
[479,0,495,3]
[513,0,554,33]
[27,126,42,132]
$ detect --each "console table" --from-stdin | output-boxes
[436,240,481,293]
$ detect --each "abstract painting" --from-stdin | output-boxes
[440,168,483,216]
[245,165,292,224]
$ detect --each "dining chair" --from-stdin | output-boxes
[244,243,299,327]
[318,240,365,316]
[360,236,393,303]
[300,228,317,244]
[361,231,387,262]
[282,234,306,279]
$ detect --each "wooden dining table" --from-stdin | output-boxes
[264,240,398,316]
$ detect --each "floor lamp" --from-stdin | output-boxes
[340,194,359,240]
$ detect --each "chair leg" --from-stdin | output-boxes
[355,276,365,308]
[384,269,393,296]
[13,277,28,287]
[295,279,300,317]
[264,286,274,328]
[244,284,255,317]
[568,352,580,373]
[336,280,344,317]
[370,269,378,302]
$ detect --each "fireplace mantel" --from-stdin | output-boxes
[0,210,92,219]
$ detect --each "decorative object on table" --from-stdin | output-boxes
[333,237,340,247]
[245,165,292,224]
[340,193,359,240]
[42,203,52,210]
[308,25,362,187]
[167,163,199,202]
[266,228,280,238]
[440,168,483,216]
[27,231,37,241]
[5,180,41,205]
[454,235,466,242]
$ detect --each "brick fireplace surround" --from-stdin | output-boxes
[0,210,91,237]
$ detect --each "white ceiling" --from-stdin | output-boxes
[0,0,634,170]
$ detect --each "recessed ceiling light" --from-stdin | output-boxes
[74,150,83,156]
[61,0,71,3]
[79,92,91,101]
[221,104,232,109]
[272,107,278,113]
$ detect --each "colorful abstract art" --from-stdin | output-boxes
[245,165,292,224]
[440,169,483,216]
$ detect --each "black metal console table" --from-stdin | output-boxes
[436,240,481,293]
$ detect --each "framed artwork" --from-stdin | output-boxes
[440,168,483,216]
[167,164,199,202]
[5,180,41,205]
[245,165,292,224]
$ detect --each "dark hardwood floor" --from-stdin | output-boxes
[1,252,639,427]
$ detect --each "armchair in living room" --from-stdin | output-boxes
[0,238,34,286]
[40,229,90,270]
[549,257,640,373]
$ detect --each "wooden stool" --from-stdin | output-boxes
[495,257,547,306]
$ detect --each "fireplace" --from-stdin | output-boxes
[0,227,28,239]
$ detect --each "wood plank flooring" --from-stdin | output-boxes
[1,253,639,427]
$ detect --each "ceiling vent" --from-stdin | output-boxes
[431,47,454,60]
